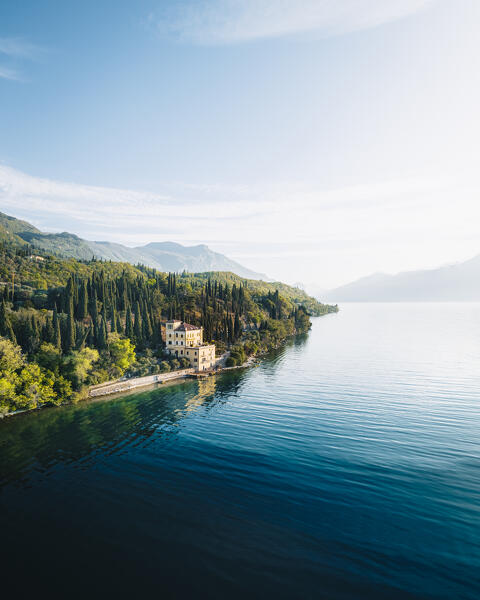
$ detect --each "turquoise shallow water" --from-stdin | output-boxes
[1,303,480,598]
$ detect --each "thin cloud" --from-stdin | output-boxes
[0,65,20,81]
[0,36,46,82]
[155,0,436,44]
[1,164,479,287]
[0,36,45,59]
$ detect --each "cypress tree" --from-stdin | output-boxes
[77,279,88,319]
[133,302,142,346]
[86,324,95,347]
[77,324,89,350]
[0,300,10,337]
[97,316,107,349]
[116,314,123,334]
[89,288,98,325]
[151,317,161,347]
[125,306,133,340]
[0,300,16,343]
[64,296,76,352]
[234,312,241,339]
[110,304,117,333]
[53,307,62,349]
[75,322,85,349]
[30,315,40,353]
[142,301,152,340]
[43,315,54,344]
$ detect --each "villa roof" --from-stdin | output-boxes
[177,322,201,331]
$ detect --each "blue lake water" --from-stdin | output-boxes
[1,303,480,598]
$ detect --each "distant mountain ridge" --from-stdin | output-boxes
[0,211,267,280]
[326,255,480,301]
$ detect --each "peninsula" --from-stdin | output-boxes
[0,213,337,416]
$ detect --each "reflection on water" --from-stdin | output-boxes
[184,376,217,412]
[0,344,294,488]
[0,374,232,487]
[1,306,480,600]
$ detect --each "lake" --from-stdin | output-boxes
[1,303,480,599]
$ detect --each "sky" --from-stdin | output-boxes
[1,0,480,292]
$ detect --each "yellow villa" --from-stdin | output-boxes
[165,320,216,371]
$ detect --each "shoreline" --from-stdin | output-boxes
[1,356,259,419]
[88,355,258,399]
[2,327,313,419]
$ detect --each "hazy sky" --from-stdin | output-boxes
[1,0,480,291]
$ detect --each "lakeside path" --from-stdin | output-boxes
[2,353,258,418]
[87,353,257,400]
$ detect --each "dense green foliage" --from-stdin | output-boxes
[0,240,337,415]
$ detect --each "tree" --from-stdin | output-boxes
[0,338,58,413]
[36,342,62,374]
[234,312,242,339]
[76,279,88,320]
[52,307,61,349]
[133,302,142,346]
[52,375,74,405]
[62,347,99,390]
[141,301,152,340]
[0,376,17,416]
[108,334,136,375]
[96,316,108,350]
[125,305,133,340]
[64,296,76,352]
[0,300,16,343]
[179,357,190,369]
[110,304,117,333]
[15,363,56,410]
[159,361,171,373]
[0,336,24,373]
[89,288,99,324]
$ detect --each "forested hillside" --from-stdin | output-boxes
[0,242,337,416]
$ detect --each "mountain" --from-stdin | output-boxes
[0,211,40,245]
[0,211,267,280]
[326,255,480,301]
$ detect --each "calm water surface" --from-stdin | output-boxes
[1,303,480,599]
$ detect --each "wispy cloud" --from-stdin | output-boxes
[0,65,20,81]
[0,36,45,81]
[0,37,43,59]
[153,0,436,44]
[1,163,480,288]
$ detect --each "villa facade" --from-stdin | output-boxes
[165,320,216,371]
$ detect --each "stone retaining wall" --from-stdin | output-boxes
[88,368,194,398]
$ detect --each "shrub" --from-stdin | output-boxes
[159,361,171,373]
